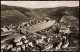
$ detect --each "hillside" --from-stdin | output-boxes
[32,7,79,22]
[1,10,30,26]
[1,5,42,27]
[1,4,79,27]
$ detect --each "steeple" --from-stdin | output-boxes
[64,10,68,16]
[65,10,68,14]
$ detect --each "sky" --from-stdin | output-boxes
[1,1,79,8]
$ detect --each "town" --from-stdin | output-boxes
[1,15,79,52]
[1,2,79,51]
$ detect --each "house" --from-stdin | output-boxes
[16,41,23,46]
[11,47,17,52]
[28,42,34,47]
[62,40,69,48]
[59,25,71,34]
[44,44,53,51]
[13,37,22,43]
[1,43,7,49]
[1,28,9,32]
